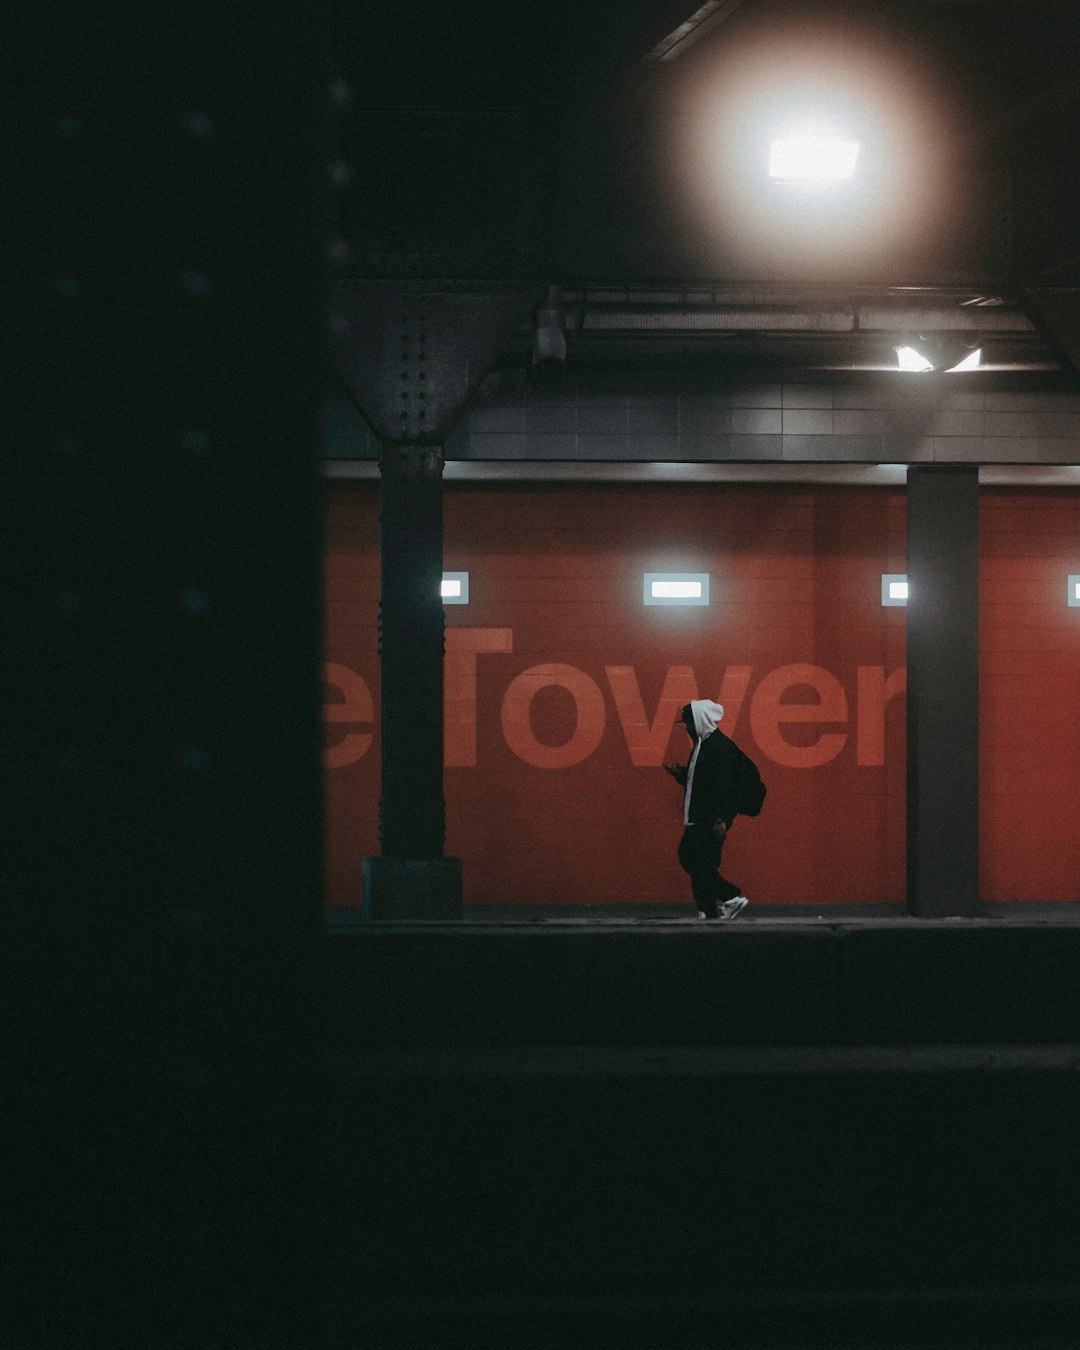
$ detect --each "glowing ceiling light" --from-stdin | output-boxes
[946,347,982,372]
[768,125,860,181]
[896,345,934,372]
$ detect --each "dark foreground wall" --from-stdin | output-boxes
[325,920,1080,1348]
[14,14,328,1347]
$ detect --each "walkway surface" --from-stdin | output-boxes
[329,901,1080,931]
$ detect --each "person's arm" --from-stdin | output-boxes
[663,762,688,786]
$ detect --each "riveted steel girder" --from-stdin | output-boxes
[331,281,537,443]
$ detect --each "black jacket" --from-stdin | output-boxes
[686,730,743,826]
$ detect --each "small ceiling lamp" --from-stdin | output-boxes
[896,344,934,372]
[946,347,982,372]
[895,338,982,373]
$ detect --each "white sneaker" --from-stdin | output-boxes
[719,896,749,920]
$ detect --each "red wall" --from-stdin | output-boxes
[324,481,908,908]
[326,480,1080,907]
[980,489,1080,901]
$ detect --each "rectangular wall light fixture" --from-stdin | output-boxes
[644,572,710,606]
[441,571,469,604]
[1069,575,1080,608]
[881,574,909,606]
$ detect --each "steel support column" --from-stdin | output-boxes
[331,282,535,918]
[361,441,462,918]
[906,465,981,917]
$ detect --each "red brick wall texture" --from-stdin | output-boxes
[324,481,1080,907]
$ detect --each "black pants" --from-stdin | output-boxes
[677,821,740,917]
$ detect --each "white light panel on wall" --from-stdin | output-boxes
[1069,575,1080,608]
[441,571,469,605]
[881,573,908,606]
[644,572,710,606]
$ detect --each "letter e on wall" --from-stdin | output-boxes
[750,663,848,769]
[323,662,374,768]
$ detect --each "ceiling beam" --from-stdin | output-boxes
[1020,289,1080,380]
[642,0,1074,69]
[643,0,750,64]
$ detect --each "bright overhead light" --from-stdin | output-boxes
[896,345,934,372]
[768,125,860,181]
[946,347,982,372]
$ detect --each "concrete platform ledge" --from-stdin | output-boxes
[326,1042,1080,1082]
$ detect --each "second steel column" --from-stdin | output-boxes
[378,441,448,860]
[906,464,981,917]
[361,440,462,918]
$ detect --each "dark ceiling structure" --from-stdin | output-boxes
[334,0,1080,379]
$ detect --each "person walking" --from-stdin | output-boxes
[664,700,762,920]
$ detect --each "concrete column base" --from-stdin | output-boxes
[361,857,463,920]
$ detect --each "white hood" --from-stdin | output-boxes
[690,699,724,740]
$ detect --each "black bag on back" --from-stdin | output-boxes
[731,740,767,817]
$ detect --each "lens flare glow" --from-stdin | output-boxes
[665,15,957,281]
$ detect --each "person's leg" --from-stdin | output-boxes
[678,824,741,917]
[711,818,742,906]
[678,826,727,917]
